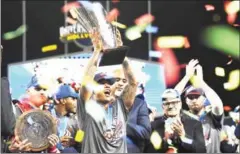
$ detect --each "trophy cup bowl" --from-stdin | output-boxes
[15,109,57,152]
[73,1,129,66]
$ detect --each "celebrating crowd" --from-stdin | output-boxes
[1,31,239,153]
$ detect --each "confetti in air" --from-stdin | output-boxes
[111,21,127,29]
[125,25,147,41]
[224,1,240,15]
[224,1,239,24]
[223,69,240,91]
[201,25,240,59]
[156,48,180,86]
[205,4,215,11]
[227,13,237,24]
[149,50,162,58]
[156,36,190,49]
[135,13,155,26]
[215,67,225,77]
[150,131,162,150]
[145,25,159,34]
[106,8,120,22]
[3,25,28,40]
[223,105,232,112]
[41,44,57,53]
[226,56,233,65]
[112,0,120,3]
[61,1,80,13]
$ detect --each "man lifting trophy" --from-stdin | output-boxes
[72,1,129,66]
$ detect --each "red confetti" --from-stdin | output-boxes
[179,64,187,69]
[226,56,233,65]
[106,8,120,22]
[135,13,155,26]
[227,13,237,25]
[112,0,120,3]
[205,4,215,11]
[224,1,231,14]
[61,2,80,13]
[224,106,232,111]
[154,43,180,86]
[184,37,190,48]
[154,41,180,86]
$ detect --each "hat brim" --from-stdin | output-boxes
[162,98,181,103]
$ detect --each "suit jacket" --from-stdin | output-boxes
[1,77,16,136]
[1,77,16,152]
[145,111,206,153]
[126,97,151,153]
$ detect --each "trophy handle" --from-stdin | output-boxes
[115,28,123,47]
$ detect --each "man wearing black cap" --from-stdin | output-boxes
[175,59,224,153]
[145,89,206,153]
[76,30,128,153]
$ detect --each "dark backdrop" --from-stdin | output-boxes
[1,0,239,109]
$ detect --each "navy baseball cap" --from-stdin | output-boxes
[185,86,205,97]
[55,84,79,100]
[94,72,115,85]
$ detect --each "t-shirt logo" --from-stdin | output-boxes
[103,117,124,143]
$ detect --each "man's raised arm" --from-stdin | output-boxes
[174,59,198,94]
[80,30,102,103]
[121,58,138,109]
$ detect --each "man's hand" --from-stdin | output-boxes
[196,64,204,86]
[48,134,59,148]
[90,28,103,52]
[60,136,73,147]
[171,119,186,137]
[185,59,199,78]
[60,129,73,146]
[9,138,32,153]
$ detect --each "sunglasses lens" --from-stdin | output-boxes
[187,95,200,100]
[98,79,115,85]
[35,86,47,91]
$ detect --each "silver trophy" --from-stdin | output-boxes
[73,1,129,66]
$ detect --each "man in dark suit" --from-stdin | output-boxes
[1,45,16,152]
[126,97,151,152]
[1,77,16,153]
[145,89,206,153]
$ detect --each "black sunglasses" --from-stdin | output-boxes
[163,101,180,107]
[186,94,200,100]
[97,78,116,85]
[34,85,47,91]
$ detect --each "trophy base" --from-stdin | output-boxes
[99,46,129,66]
